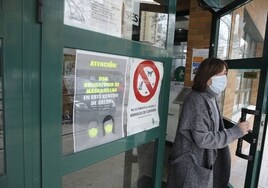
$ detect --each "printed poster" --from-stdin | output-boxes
[73,50,127,152]
[127,59,163,135]
[139,11,168,48]
[64,0,123,37]
[191,48,209,81]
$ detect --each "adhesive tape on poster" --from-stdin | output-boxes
[104,124,113,134]
[88,128,98,138]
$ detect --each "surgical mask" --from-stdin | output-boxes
[209,75,227,94]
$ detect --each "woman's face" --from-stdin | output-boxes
[207,66,227,86]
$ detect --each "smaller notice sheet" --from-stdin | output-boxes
[127,58,163,135]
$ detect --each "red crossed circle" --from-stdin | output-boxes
[133,60,160,103]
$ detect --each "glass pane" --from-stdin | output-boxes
[222,69,260,188]
[62,142,157,188]
[258,125,268,188]
[62,48,163,154]
[62,48,75,155]
[64,0,168,49]
[166,43,187,142]
[0,39,4,176]
[171,43,187,81]
[217,0,268,60]
[201,0,234,11]
[62,48,129,154]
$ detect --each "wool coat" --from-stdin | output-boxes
[167,89,244,188]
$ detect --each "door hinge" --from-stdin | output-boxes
[257,113,266,151]
[37,0,43,23]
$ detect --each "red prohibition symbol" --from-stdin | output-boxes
[133,60,160,103]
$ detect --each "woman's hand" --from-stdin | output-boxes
[238,121,250,135]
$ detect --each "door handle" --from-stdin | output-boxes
[235,108,259,160]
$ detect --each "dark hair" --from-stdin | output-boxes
[103,115,114,124]
[192,58,228,92]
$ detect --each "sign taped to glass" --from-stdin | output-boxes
[127,58,163,135]
[73,50,127,152]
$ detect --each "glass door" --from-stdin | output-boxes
[213,0,268,187]
[221,68,264,188]
[41,0,176,188]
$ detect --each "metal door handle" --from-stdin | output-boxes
[235,108,259,160]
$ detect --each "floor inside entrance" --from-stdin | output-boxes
[62,140,171,188]
[0,122,267,187]
[230,128,268,188]
[61,134,268,188]
[60,121,268,188]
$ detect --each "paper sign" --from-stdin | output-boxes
[73,50,127,152]
[127,58,163,135]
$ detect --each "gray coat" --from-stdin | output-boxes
[167,90,244,188]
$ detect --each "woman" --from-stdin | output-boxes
[167,58,250,188]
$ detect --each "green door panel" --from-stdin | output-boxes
[41,0,176,188]
[0,0,41,187]
[2,0,24,187]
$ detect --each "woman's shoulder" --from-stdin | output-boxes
[182,90,209,109]
[185,90,205,102]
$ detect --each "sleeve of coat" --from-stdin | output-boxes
[182,95,244,149]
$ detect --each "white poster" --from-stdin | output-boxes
[139,11,168,48]
[127,59,163,135]
[64,0,123,37]
[73,50,127,152]
[191,48,209,81]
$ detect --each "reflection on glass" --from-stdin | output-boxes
[222,69,260,187]
[62,48,129,154]
[217,14,231,60]
[201,0,235,11]
[170,43,187,81]
[217,0,268,60]
[223,69,259,120]
[166,43,187,143]
[0,39,4,176]
[64,0,168,49]
[62,142,156,188]
[62,48,75,155]
[139,10,168,48]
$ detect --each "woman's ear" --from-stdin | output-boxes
[207,78,212,86]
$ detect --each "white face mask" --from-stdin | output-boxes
[209,75,227,94]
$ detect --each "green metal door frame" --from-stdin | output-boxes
[0,1,25,187]
[0,0,177,187]
[0,0,41,187]
[2,0,267,188]
[208,0,268,187]
[41,1,176,188]
[244,17,268,188]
